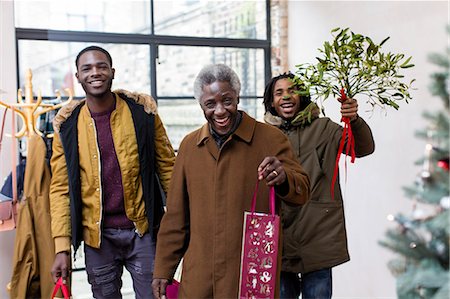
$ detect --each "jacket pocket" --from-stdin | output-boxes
[282,200,346,259]
[281,201,303,258]
[298,200,347,257]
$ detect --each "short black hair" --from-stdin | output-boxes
[75,46,113,69]
[263,72,311,116]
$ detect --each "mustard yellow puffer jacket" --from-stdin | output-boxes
[50,90,175,254]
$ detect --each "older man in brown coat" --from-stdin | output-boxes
[152,64,310,298]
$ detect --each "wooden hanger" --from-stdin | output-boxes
[0,69,73,138]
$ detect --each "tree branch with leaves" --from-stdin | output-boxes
[293,27,415,111]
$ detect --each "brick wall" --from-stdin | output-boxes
[270,0,289,76]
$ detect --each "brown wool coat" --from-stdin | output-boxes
[154,112,310,298]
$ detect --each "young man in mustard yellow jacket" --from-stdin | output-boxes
[49,46,175,299]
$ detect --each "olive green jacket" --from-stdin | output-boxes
[265,112,375,273]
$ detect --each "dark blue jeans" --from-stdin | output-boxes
[84,228,156,299]
[280,268,332,299]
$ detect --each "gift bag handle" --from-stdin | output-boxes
[0,107,8,154]
[10,107,17,205]
[250,181,275,217]
[51,277,70,299]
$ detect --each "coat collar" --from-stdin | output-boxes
[196,111,256,147]
[80,93,122,119]
[53,89,157,133]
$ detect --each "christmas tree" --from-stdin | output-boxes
[379,29,449,298]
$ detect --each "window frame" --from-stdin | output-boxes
[14,0,272,102]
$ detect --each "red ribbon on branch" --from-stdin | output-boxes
[331,88,356,199]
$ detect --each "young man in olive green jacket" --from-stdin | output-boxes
[264,73,375,299]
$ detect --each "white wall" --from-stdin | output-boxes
[288,1,448,298]
[0,1,17,298]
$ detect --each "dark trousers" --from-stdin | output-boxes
[84,228,155,299]
[280,268,332,299]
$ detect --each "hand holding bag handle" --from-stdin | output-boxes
[51,277,70,299]
[250,181,276,218]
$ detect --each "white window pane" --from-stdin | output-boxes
[154,0,267,39]
[157,46,265,97]
[14,0,151,34]
[158,99,204,150]
[17,41,151,97]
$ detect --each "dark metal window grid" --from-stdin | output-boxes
[15,0,272,102]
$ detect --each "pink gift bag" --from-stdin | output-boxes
[238,182,280,299]
[166,279,180,299]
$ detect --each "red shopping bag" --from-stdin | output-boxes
[238,182,279,299]
[51,277,70,299]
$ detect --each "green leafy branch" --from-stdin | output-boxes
[293,27,416,110]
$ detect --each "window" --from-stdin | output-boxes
[17,41,151,97]
[15,1,151,34]
[153,1,266,39]
[15,0,271,149]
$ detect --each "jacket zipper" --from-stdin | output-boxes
[108,107,142,237]
[91,119,103,247]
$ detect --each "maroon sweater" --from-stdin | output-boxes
[91,105,134,229]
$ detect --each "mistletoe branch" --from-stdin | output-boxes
[295,27,415,111]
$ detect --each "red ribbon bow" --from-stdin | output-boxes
[331,89,356,199]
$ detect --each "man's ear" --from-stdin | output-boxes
[237,96,240,105]
[75,72,80,83]
[112,68,115,79]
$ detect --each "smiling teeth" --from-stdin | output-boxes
[215,117,229,125]
[281,103,293,107]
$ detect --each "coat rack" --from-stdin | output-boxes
[0,68,73,138]
[1,69,74,298]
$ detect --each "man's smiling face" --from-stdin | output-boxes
[199,80,239,136]
[75,50,115,100]
[271,78,301,120]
